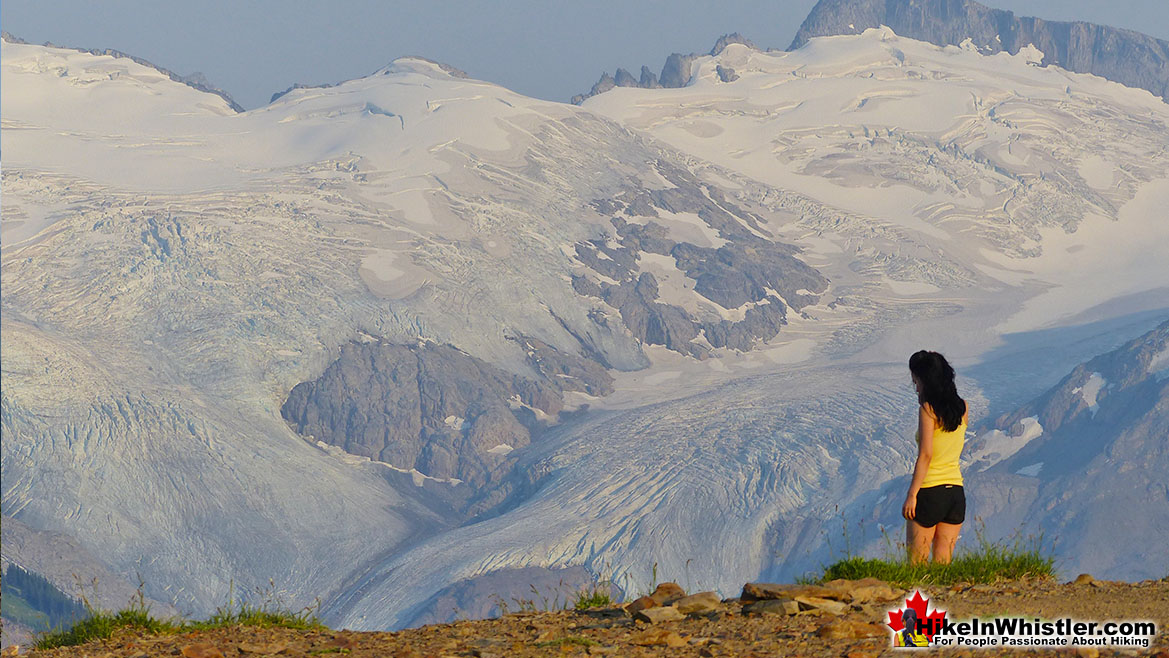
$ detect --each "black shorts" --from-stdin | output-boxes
[915,484,965,527]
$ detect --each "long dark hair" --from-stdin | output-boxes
[901,607,919,645]
[909,350,966,432]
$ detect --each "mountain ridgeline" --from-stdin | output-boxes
[574,0,1168,104]
[790,0,1169,101]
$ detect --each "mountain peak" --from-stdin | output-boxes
[1,31,243,112]
[270,56,470,104]
[789,0,1169,101]
[571,33,758,104]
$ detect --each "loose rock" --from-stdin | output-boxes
[631,628,687,647]
[181,644,224,658]
[822,577,898,603]
[816,619,887,639]
[634,606,686,624]
[794,596,849,615]
[742,599,800,616]
[648,582,686,605]
[674,591,721,615]
[741,582,844,601]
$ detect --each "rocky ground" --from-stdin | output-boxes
[14,577,1169,657]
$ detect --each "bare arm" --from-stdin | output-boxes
[902,404,935,521]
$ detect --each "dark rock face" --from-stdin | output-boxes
[709,32,756,55]
[659,53,697,88]
[613,68,638,87]
[281,340,612,490]
[572,34,748,104]
[716,65,740,83]
[789,0,1169,101]
[969,319,1169,580]
[640,65,661,88]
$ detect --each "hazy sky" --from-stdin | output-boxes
[3,1,1167,109]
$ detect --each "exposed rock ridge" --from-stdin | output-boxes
[789,0,1169,101]
[571,33,755,104]
[280,339,613,494]
[0,31,244,112]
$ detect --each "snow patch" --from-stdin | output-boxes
[1150,345,1169,381]
[1077,155,1115,190]
[1018,44,1044,65]
[486,443,513,455]
[1015,462,1043,477]
[969,416,1043,465]
[1072,372,1106,416]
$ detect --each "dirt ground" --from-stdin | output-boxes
[20,578,1169,657]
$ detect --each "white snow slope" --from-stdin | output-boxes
[3,27,1167,629]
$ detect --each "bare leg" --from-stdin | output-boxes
[932,522,962,564]
[906,520,935,565]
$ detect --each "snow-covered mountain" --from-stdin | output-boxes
[2,23,1167,631]
[790,0,1169,101]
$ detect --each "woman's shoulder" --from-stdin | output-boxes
[919,401,938,418]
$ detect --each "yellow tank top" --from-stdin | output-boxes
[916,412,966,488]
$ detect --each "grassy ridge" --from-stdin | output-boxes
[34,592,322,650]
[814,538,1055,588]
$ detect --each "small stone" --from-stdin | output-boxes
[1073,573,1096,585]
[624,595,657,614]
[742,599,800,615]
[1075,648,1100,658]
[822,577,898,603]
[741,582,844,601]
[816,619,887,639]
[582,607,627,619]
[631,629,687,647]
[649,582,686,605]
[237,643,289,655]
[794,595,848,615]
[674,591,721,614]
[181,644,224,658]
[634,606,686,623]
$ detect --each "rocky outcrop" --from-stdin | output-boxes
[572,162,829,357]
[280,340,612,490]
[571,33,752,104]
[716,65,740,83]
[789,0,1169,101]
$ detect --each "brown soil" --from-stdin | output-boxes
[21,578,1169,657]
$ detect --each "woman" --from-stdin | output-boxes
[902,350,967,564]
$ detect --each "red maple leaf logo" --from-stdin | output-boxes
[887,590,947,640]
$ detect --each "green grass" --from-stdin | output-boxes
[814,539,1055,589]
[33,587,324,650]
[572,586,613,610]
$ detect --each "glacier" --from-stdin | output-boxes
[2,26,1168,630]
